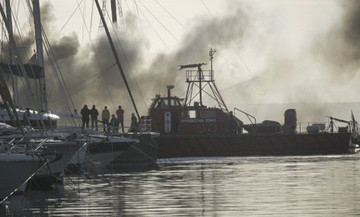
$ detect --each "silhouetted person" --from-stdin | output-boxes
[23,108,31,126]
[116,105,124,133]
[102,105,110,132]
[90,105,99,131]
[110,114,119,133]
[80,105,90,128]
[129,113,137,132]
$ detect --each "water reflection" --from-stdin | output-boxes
[1,155,360,216]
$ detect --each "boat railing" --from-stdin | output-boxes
[296,121,350,134]
[233,107,256,125]
[185,70,214,82]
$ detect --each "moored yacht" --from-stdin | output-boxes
[0,153,46,202]
[69,133,135,170]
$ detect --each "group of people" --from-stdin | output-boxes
[80,105,127,133]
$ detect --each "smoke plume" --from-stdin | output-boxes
[7,1,360,126]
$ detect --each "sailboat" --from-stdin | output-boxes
[0,153,46,203]
[93,0,159,169]
[0,0,81,188]
[0,1,59,129]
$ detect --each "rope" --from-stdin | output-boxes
[59,0,84,32]
[154,0,185,28]
[74,0,116,108]
[137,0,178,41]
[104,9,149,110]
[135,1,168,48]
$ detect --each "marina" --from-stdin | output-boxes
[0,0,360,216]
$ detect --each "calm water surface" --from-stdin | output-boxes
[1,154,360,216]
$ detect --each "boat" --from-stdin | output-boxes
[0,153,46,202]
[0,0,60,130]
[84,134,135,168]
[0,105,59,129]
[0,133,82,189]
[88,0,159,169]
[66,131,136,170]
[147,49,358,158]
[108,132,159,169]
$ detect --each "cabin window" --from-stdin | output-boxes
[156,100,168,108]
[188,110,196,119]
[199,110,216,119]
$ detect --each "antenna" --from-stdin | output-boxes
[209,48,216,80]
[179,48,228,111]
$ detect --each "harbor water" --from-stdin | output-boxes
[1,154,360,216]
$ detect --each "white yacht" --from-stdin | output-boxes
[69,133,136,170]
[0,153,45,202]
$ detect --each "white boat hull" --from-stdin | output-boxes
[0,154,44,201]
[70,135,135,169]
[35,140,81,176]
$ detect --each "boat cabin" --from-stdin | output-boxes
[148,93,243,135]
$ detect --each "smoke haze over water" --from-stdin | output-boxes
[5,1,360,124]
[47,0,360,123]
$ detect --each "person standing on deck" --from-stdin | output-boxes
[90,105,99,131]
[23,108,31,126]
[116,105,124,133]
[110,114,119,133]
[80,105,90,129]
[129,113,137,132]
[102,105,110,132]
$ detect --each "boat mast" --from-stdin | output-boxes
[209,48,216,81]
[111,0,117,24]
[4,0,19,107]
[179,49,228,111]
[32,0,47,112]
[0,2,39,110]
[94,0,140,120]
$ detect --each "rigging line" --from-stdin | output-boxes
[82,0,86,43]
[75,0,115,107]
[44,61,67,109]
[132,0,154,65]
[89,0,94,35]
[61,72,103,97]
[235,52,255,76]
[137,0,178,41]
[104,10,149,109]
[153,0,185,28]
[59,0,84,32]
[132,0,151,61]
[136,4,168,48]
[59,63,117,95]
[14,0,20,21]
[76,0,114,107]
[200,0,212,14]
[43,35,76,114]
[26,1,76,119]
[2,1,38,108]
[133,0,145,38]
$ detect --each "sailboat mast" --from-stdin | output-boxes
[5,0,19,107]
[32,0,47,111]
[94,0,140,120]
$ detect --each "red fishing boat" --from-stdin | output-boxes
[147,49,358,158]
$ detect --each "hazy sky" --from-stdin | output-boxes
[5,0,360,123]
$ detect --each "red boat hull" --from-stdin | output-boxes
[158,132,352,158]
